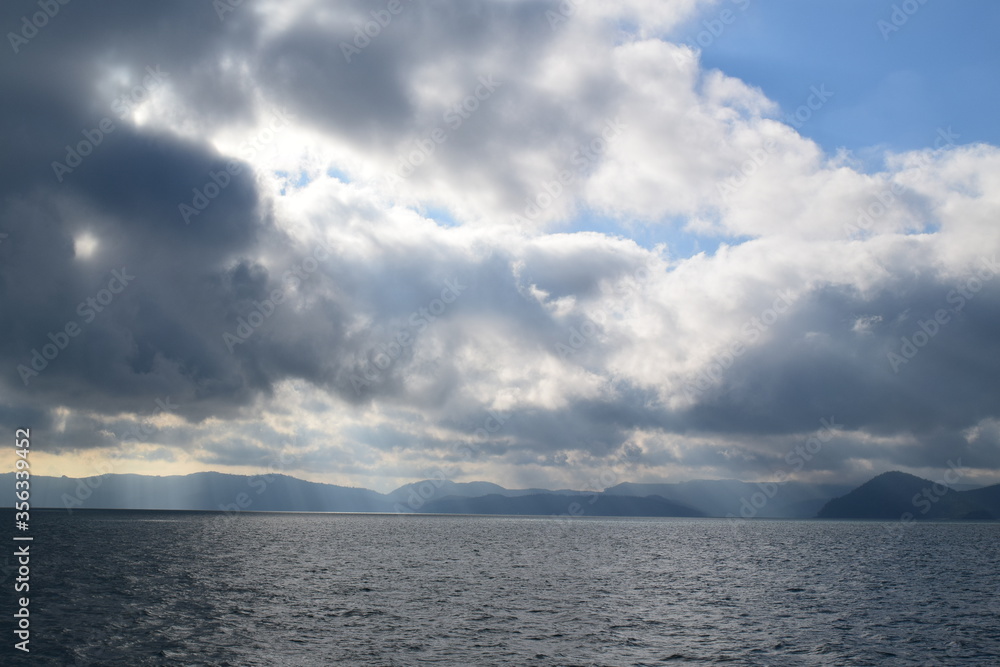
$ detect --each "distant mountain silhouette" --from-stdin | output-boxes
[605,479,853,518]
[387,479,578,503]
[0,472,703,517]
[962,483,1000,517]
[817,471,1000,520]
[4,470,995,520]
[0,471,389,513]
[418,493,704,517]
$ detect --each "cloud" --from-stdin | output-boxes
[2,0,999,490]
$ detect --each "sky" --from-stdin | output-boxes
[1,0,999,493]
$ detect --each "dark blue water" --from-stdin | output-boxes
[4,510,999,665]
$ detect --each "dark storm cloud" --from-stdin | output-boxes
[196,437,282,467]
[253,1,558,144]
[0,0,284,431]
[0,0,627,437]
[517,238,647,300]
[1,1,257,138]
[1,0,998,487]
[0,129,277,421]
[683,277,1000,438]
[0,401,51,433]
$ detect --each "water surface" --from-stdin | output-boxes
[9,510,1000,665]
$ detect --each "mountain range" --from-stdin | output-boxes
[3,470,998,520]
[816,471,1000,520]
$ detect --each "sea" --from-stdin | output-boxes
[4,509,999,666]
